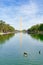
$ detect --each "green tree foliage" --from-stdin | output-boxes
[38,24,43,31]
[0,20,15,33]
[28,24,43,32]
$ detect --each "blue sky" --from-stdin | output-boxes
[0,0,43,30]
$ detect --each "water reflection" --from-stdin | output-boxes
[0,33,43,65]
[0,33,15,44]
[19,33,22,47]
[30,34,43,41]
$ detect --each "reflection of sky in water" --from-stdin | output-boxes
[0,33,43,65]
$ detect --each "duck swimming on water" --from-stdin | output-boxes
[24,52,28,56]
[39,51,41,54]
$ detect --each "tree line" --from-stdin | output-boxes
[0,20,15,33]
[27,24,43,34]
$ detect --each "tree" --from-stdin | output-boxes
[0,20,15,33]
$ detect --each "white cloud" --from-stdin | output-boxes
[19,1,38,15]
[0,0,43,30]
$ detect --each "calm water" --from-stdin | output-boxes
[0,33,43,65]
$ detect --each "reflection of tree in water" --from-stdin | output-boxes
[0,33,15,44]
[30,34,43,41]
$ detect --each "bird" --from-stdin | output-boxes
[39,51,41,54]
[24,52,28,56]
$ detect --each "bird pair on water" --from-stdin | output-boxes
[24,50,41,57]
